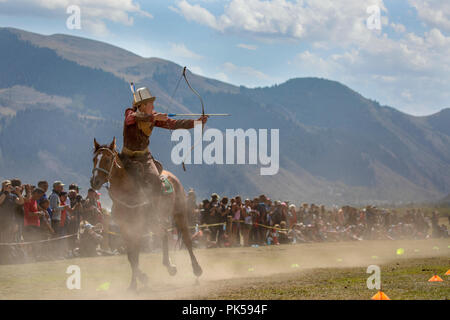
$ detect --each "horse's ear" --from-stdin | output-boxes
[109,137,116,150]
[94,138,100,150]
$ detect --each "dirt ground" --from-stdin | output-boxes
[0,238,448,300]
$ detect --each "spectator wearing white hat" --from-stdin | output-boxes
[49,181,69,236]
[288,204,297,229]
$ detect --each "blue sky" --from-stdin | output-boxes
[0,0,449,116]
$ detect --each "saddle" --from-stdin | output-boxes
[119,153,163,176]
[119,153,173,195]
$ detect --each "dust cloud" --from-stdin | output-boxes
[0,238,448,300]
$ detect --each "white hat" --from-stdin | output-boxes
[133,87,156,106]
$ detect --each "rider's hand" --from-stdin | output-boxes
[154,113,168,121]
[197,115,208,125]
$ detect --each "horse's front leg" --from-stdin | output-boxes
[174,213,203,277]
[161,229,177,276]
[126,236,148,291]
[126,241,139,292]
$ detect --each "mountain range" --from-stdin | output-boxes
[0,27,449,206]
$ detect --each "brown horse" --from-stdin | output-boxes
[90,137,202,291]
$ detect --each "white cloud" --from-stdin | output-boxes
[172,1,450,113]
[390,22,406,33]
[173,0,387,45]
[237,43,257,50]
[223,62,269,80]
[83,20,109,36]
[170,0,218,29]
[292,27,450,114]
[169,43,203,59]
[0,0,152,35]
[401,90,413,101]
[409,0,450,33]
[294,51,340,78]
[214,72,229,82]
[217,62,272,87]
[190,65,204,75]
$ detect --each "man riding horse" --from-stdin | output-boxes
[89,86,207,290]
[122,86,208,207]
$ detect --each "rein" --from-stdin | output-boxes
[93,148,150,209]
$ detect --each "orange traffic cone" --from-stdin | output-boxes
[445,270,450,276]
[371,291,390,300]
[428,275,443,282]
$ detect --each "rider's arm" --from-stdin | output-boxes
[155,118,196,130]
[125,109,154,125]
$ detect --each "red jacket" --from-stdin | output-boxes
[123,108,195,151]
[24,200,40,227]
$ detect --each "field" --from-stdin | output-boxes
[0,238,449,300]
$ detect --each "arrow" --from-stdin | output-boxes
[168,113,230,117]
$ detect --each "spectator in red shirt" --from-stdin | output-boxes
[23,187,46,260]
[23,187,46,241]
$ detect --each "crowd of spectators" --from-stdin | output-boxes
[0,179,115,264]
[185,192,450,249]
[1,180,449,264]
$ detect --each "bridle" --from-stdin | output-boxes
[92,147,150,209]
[92,147,121,183]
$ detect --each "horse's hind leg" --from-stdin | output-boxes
[174,213,203,277]
[162,230,177,276]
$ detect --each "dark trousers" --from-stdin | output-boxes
[23,226,43,260]
[124,154,163,227]
[249,226,260,244]
[51,220,62,236]
[125,153,161,191]
[51,220,64,257]
[210,225,219,243]
[217,224,225,247]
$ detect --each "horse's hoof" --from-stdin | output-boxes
[127,283,137,293]
[193,264,203,277]
[167,265,177,276]
[138,272,149,286]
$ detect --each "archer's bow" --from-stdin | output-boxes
[182,67,206,130]
[181,66,206,171]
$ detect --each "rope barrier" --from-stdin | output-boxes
[233,220,289,232]
[0,233,77,246]
[0,221,288,245]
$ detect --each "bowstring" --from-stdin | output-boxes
[163,70,184,166]
[165,67,204,171]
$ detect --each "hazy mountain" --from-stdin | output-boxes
[0,27,449,206]
[441,194,450,205]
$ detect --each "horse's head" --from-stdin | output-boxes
[90,137,119,190]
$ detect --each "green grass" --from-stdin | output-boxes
[200,258,450,300]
